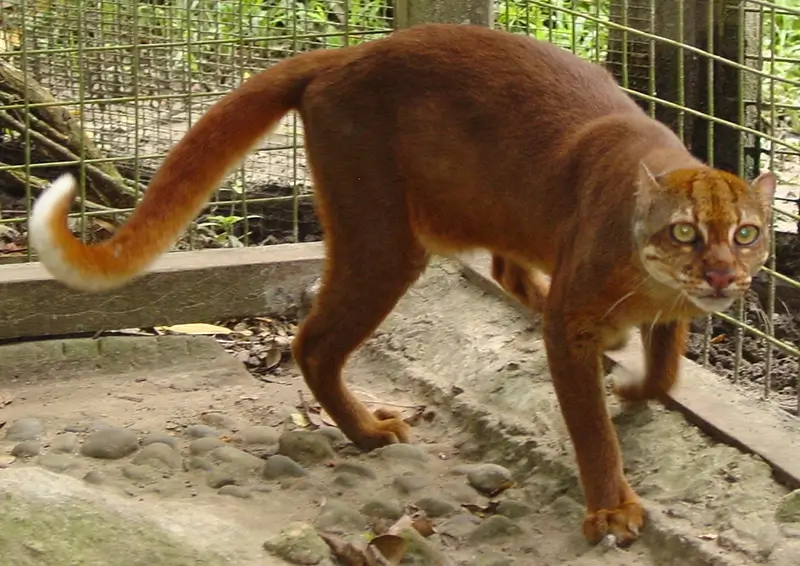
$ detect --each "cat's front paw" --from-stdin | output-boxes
[582,500,645,547]
[611,368,665,405]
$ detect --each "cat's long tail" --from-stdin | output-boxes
[29,48,352,292]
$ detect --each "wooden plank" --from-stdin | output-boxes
[0,243,324,341]
[458,252,800,490]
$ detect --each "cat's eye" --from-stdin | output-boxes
[670,222,698,244]
[734,224,760,246]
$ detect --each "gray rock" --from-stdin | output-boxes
[199,412,239,431]
[496,500,533,519]
[185,456,214,471]
[332,472,360,488]
[37,454,78,473]
[415,497,457,518]
[314,427,346,446]
[80,428,139,460]
[377,444,428,463]
[314,501,368,530]
[141,433,180,450]
[231,426,280,446]
[11,440,41,458]
[777,490,800,523]
[362,498,404,520]
[467,464,513,496]
[218,485,252,499]
[438,514,481,539]
[121,464,157,482]
[82,470,105,485]
[468,515,523,542]
[278,431,336,465]
[333,461,376,479]
[400,527,447,566]
[189,437,226,455]
[264,522,331,565]
[393,473,430,494]
[184,424,220,439]
[50,433,80,454]
[204,446,267,487]
[444,483,482,505]
[263,455,309,480]
[5,418,44,441]
[132,443,182,471]
[209,446,265,472]
[207,471,238,489]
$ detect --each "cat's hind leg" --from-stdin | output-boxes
[290,136,428,449]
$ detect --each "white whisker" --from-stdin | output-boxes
[602,275,651,320]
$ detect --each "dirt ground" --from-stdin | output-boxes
[2,259,799,566]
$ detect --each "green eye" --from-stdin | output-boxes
[671,223,698,244]
[734,224,760,246]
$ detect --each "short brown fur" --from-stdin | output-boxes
[31,25,776,546]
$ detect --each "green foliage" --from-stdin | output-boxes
[196,214,262,247]
[7,0,797,132]
[494,0,609,61]
[764,0,800,128]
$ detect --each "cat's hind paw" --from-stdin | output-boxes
[352,407,411,449]
[582,500,645,547]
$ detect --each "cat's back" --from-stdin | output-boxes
[348,24,638,119]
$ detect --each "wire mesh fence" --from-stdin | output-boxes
[0,1,797,414]
[0,0,393,255]
[496,0,800,415]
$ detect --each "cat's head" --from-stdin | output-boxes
[633,164,776,313]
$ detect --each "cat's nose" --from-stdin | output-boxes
[704,268,735,290]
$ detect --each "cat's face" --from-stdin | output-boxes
[633,165,776,313]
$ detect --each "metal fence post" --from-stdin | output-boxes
[394,0,493,29]
[607,0,761,180]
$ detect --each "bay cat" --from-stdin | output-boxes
[29,24,775,545]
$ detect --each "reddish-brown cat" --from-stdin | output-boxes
[30,24,776,546]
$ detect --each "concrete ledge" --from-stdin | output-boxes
[458,252,800,490]
[0,243,325,341]
[0,335,248,383]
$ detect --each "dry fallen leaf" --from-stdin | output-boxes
[264,346,282,371]
[411,515,436,538]
[290,412,311,428]
[319,533,368,565]
[156,323,234,335]
[367,534,408,564]
[0,392,13,407]
[697,533,719,541]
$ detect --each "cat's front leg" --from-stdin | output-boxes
[613,319,688,403]
[542,307,644,546]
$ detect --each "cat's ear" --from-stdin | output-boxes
[751,171,776,212]
[634,161,663,212]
